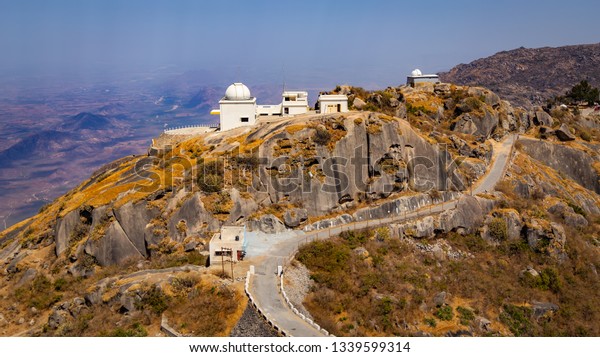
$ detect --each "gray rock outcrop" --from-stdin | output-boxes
[248,214,286,234]
[433,291,447,307]
[533,110,554,127]
[84,220,144,266]
[283,208,308,228]
[389,195,494,239]
[452,108,498,138]
[352,98,366,109]
[547,200,588,228]
[55,210,82,256]
[481,209,523,242]
[304,214,353,231]
[532,301,559,318]
[115,201,160,258]
[168,192,220,241]
[554,123,576,141]
[525,220,567,260]
[519,140,600,194]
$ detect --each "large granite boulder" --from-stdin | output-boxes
[248,214,286,234]
[547,200,588,228]
[519,140,600,194]
[452,109,498,138]
[115,201,160,258]
[283,208,308,228]
[525,220,567,260]
[533,110,554,126]
[54,210,82,256]
[84,220,144,266]
[481,209,523,242]
[168,192,220,242]
[438,195,490,234]
[554,123,576,141]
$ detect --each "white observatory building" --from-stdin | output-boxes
[406,69,440,87]
[217,83,257,131]
[212,82,311,131]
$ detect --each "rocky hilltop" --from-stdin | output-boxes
[1,81,600,336]
[439,43,600,107]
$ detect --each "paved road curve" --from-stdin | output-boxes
[248,134,516,336]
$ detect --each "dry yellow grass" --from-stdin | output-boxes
[285,123,307,135]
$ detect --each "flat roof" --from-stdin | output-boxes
[211,225,245,243]
[407,74,439,79]
[318,94,348,100]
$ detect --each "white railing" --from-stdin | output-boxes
[163,124,219,133]
[279,272,331,336]
[245,270,291,337]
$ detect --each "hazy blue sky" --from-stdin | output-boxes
[1,0,599,88]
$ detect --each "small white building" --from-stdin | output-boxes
[406,69,440,87]
[218,83,257,131]
[209,225,246,265]
[281,91,309,116]
[318,94,349,113]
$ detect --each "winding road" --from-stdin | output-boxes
[247,134,516,337]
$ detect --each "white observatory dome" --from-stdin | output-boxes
[225,83,251,100]
[411,69,423,77]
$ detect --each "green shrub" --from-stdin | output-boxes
[53,277,69,291]
[14,275,63,310]
[296,239,353,292]
[488,217,508,241]
[434,305,454,321]
[103,323,148,337]
[579,130,592,142]
[230,154,259,170]
[537,267,562,293]
[500,304,533,336]
[135,285,170,315]
[457,306,475,326]
[424,317,437,327]
[339,229,369,249]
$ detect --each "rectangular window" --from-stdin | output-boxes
[241,117,249,122]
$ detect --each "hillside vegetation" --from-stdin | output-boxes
[1,79,600,336]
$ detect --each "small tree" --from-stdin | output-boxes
[564,80,599,106]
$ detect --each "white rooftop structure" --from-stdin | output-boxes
[281,91,309,116]
[225,82,252,100]
[318,94,348,113]
[407,68,440,87]
[209,225,247,264]
[218,83,257,131]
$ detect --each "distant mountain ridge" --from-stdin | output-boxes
[60,112,114,131]
[439,43,600,107]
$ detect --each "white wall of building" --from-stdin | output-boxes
[318,94,348,113]
[407,75,440,86]
[257,104,282,116]
[219,99,257,131]
[282,91,309,116]
[209,226,246,264]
